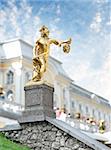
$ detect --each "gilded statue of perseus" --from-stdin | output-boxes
[32,25,71,82]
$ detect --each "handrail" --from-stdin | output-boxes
[0,100,24,113]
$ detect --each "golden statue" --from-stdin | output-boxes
[32,25,71,82]
[99,120,106,134]
[0,85,5,99]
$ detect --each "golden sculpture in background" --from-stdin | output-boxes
[99,120,106,134]
[32,25,71,82]
[0,85,5,97]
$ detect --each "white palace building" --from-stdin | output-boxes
[0,38,111,130]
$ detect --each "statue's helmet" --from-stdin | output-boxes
[39,25,49,37]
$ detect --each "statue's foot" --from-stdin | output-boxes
[33,78,41,82]
[32,76,41,82]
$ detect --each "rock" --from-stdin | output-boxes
[56,136,61,142]
[36,134,42,140]
[26,127,32,132]
[60,137,65,146]
[72,143,80,149]
[42,141,51,146]
[60,147,71,150]
[57,131,62,136]
[30,133,37,140]
[52,127,58,131]
[65,138,74,147]
[22,130,28,135]
[27,140,32,144]
[52,142,60,149]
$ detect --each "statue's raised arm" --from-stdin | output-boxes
[32,25,71,82]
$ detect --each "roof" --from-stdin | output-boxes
[0,38,33,59]
[0,38,32,47]
[70,83,111,107]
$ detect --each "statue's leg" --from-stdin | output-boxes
[32,58,41,81]
[39,57,46,79]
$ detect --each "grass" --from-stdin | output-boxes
[0,133,30,150]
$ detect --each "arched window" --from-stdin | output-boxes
[7,90,14,101]
[92,109,95,117]
[7,70,14,84]
[86,106,89,114]
[71,101,75,108]
[79,104,82,112]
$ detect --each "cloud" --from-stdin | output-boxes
[63,52,111,103]
[53,17,61,23]
[0,0,63,44]
[56,4,61,15]
[94,0,109,3]
[59,27,111,102]
[0,10,7,26]
[0,0,41,43]
[90,12,102,33]
[38,7,45,16]
[85,54,111,103]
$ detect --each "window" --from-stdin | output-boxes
[104,113,106,120]
[92,109,95,117]
[79,104,82,112]
[7,90,14,101]
[98,111,101,120]
[108,116,110,122]
[7,70,14,84]
[86,106,89,114]
[71,101,75,108]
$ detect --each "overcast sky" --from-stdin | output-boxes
[0,0,111,102]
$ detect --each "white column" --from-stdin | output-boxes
[12,61,24,105]
[15,69,21,104]
[15,67,25,105]
[20,68,25,106]
[54,81,63,109]
[64,86,71,113]
[0,68,4,85]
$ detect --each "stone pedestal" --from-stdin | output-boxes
[18,83,55,123]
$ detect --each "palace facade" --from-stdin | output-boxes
[0,38,111,127]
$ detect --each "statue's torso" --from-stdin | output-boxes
[37,37,50,55]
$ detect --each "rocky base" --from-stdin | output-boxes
[3,121,93,150]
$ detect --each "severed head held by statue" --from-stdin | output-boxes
[32,25,71,82]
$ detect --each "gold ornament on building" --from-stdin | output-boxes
[0,85,4,97]
[75,112,81,119]
[99,119,106,134]
[32,25,72,82]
